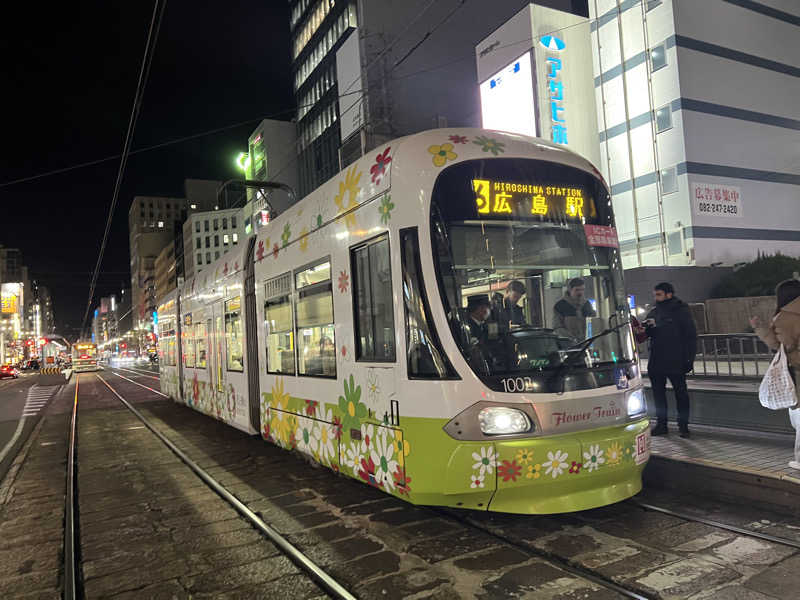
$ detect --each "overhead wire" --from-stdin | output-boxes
[80,0,167,337]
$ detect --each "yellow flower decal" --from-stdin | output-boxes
[334,166,362,232]
[515,448,534,465]
[394,429,411,466]
[606,441,623,466]
[269,378,294,443]
[299,227,309,252]
[428,143,457,167]
[526,463,542,479]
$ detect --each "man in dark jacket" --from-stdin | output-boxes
[492,280,526,329]
[553,278,596,340]
[644,282,698,437]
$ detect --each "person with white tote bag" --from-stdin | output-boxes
[751,279,800,470]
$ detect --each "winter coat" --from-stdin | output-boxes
[553,293,596,340]
[644,296,698,374]
[492,294,525,329]
[755,296,800,369]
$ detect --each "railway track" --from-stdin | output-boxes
[61,369,800,599]
[63,372,356,600]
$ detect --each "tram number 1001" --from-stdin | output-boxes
[501,377,535,393]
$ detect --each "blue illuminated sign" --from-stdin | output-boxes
[539,36,565,52]
[153,311,158,325]
[542,36,567,145]
[628,295,636,310]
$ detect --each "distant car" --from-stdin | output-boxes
[0,365,20,379]
[23,359,40,371]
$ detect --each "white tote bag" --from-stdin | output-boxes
[759,344,798,410]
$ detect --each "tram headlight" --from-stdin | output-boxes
[626,389,646,416]
[478,407,531,435]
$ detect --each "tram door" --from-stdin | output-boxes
[208,302,227,418]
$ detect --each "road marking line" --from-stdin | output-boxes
[0,416,26,464]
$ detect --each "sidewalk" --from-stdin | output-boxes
[646,421,800,513]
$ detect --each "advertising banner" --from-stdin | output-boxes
[691,183,742,218]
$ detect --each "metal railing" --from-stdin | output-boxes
[641,333,772,379]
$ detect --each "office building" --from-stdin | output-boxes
[154,240,179,304]
[288,0,584,197]
[183,208,246,281]
[589,0,799,268]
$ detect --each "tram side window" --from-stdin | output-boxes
[265,273,295,374]
[400,227,458,379]
[295,260,336,377]
[184,323,195,368]
[351,234,395,361]
[225,297,244,372]
[195,322,207,368]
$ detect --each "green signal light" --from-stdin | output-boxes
[236,152,251,171]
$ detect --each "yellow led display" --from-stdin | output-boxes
[472,179,593,220]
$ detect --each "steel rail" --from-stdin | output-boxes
[64,375,80,600]
[109,365,160,380]
[96,374,356,600]
[431,508,654,600]
[631,500,800,549]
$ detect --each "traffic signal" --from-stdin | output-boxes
[121,342,127,349]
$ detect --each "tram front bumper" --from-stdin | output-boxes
[487,418,651,514]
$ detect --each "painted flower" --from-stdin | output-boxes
[295,416,318,456]
[370,147,392,184]
[428,143,458,167]
[293,228,306,254]
[448,134,468,144]
[359,423,376,456]
[470,474,485,488]
[371,431,399,490]
[569,461,583,474]
[393,429,410,466]
[367,369,381,406]
[358,456,382,488]
[393,468,411,495]
[332,415,343,440]
[313,409,336,465]
[272,242,279,259]
[515,448,534,465]
[223,262,229,276]
[606,442,623,466]
[281,223,291,247]
[338,270,350,293]
[543,450,568,478]
[473,135,505,156]
[191,372,200,406]
[262,422,270,438]
[471,446,497,476]
[498,459,522,482]
[304,399,318,416]
[256,240,266,262]
[343,440,362,476]
[340,344,352,362]
[583,444,605,472]
[378,194,394,225]
[526,463,542,479]
[334,166,362,232]
[337,374,367,432]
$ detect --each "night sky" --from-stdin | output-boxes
[1,1,293,336]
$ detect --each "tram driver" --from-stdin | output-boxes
[491,280,527,330]
[464,296,492,345]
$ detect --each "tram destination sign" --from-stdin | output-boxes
[471,178,595,221]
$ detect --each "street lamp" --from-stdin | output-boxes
[235,152,251,172]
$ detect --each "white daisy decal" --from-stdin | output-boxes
[370,430,399,491]
[470,474,485,488]
[471,446,497,476]
[582,444,605,472]
[543,450,568,478]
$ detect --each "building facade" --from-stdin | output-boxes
[182,209,246,280]
[589,0,799,268]
[288,0,584,197]
[154,240,178,304]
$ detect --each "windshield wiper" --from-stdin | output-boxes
[550,320,631,376]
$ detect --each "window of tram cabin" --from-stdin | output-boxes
[295,260,335,377]
[265,273,295,375]
[195,322,208,368]
[350,234,395,362]
[400,228,458,379]
[224,297,244,371]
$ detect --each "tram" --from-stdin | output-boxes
[72,342,100,372]
[157,128,649,514]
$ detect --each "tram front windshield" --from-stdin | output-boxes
[431,158,635,389]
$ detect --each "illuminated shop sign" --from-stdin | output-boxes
[479,52,536,137]
[542,35,567,145]
[471,179,595,220]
